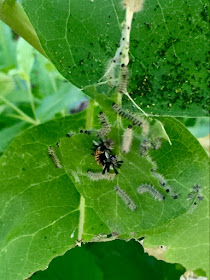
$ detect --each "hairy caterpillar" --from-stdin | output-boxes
[114,185,137,210]
[118,65,129,94]
[137,184,165,201]
[151,171,167,187]
[112,103,148,131]
[87,170,116,181]
[48,146,62,169]
[98,112,111,138]
[92,139,123,174]
[122,125,133,153]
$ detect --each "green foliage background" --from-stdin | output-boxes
[0,0,209,279]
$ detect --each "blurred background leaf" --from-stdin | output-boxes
[0,21,87,154]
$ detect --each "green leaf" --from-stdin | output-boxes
[22,0,209,116]
[31,240,185,280]
[0,111,209,279]
[0,121,28,153]
[0,21,16,70]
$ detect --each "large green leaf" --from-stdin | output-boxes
[22,0,209,116]
[0,109,209,279]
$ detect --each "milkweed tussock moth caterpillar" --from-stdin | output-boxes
[114,185,137,211]
[48,147,62,169]
[140,139,152,156]
[87,171,116,181]
[123,0,145,13]
[122,125,133,153]
[112,103,149,131]
[137,184,165,201]
[98,112,111,138]
[151,171,167,187]
[118,65,129,94]
[92,139,123,174]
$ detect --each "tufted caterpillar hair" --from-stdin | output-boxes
[118,64,129,94]
[98,112,111,138]
[112,103,149,131]
[48,146,62,169]
[137,184,165,201]
[114,185,137,211]
[122,125,133,153]
[123,0,145,13]
[87,170,116,181]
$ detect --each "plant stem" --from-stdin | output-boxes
[25,78,38,122]
[0,95,38,125]
[0,0,46,57]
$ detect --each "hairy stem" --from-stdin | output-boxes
[0,0,46,57]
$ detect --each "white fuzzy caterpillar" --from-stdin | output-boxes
[118,65,129,94]
[137,184,165,201]
[114,185,137,211]
[87,171,116,181]
[151,171,167,187]
[48,146,62,169]
[98,112,111,137]
[122,125,133,153]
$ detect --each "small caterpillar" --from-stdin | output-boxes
[140,139,152,156]
[118,65,129,94]
[188,184,203,202]
[122,125,133,153]
[140,137,162,156]
[151,138,162,150]
[114,185,137,211]
[112,103,148,129]
[98,112,111,138]
[48,147,62,169]
[137,184,165,201]
[151,171,167,187]
[87,171,116,181]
